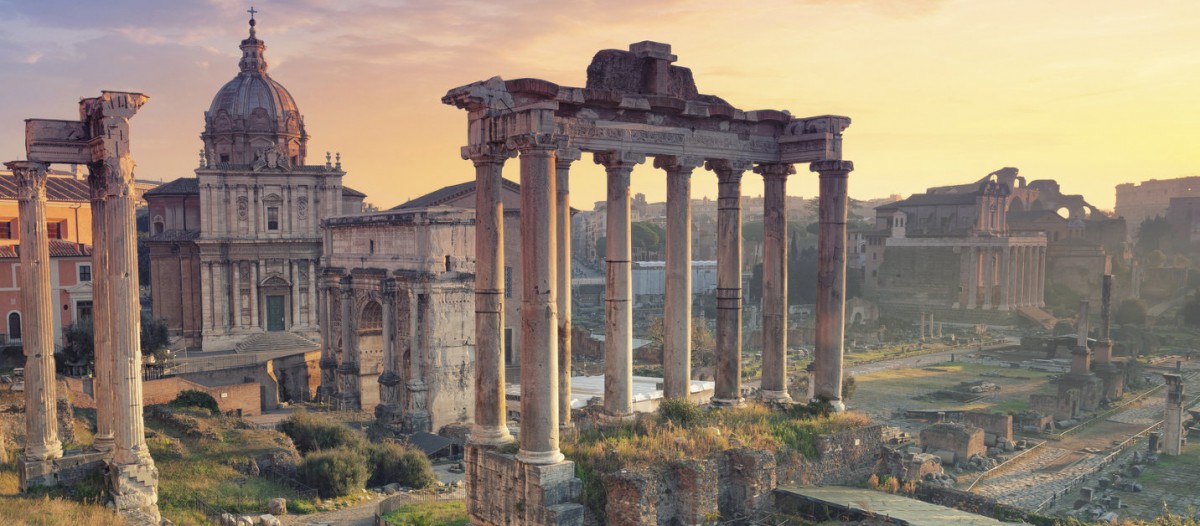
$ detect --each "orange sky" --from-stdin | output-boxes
[0,0,1197,211]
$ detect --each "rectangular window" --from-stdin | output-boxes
[78,264,92,282]
[76,301,92,321]
[267,207,280,231]
[504,266,512,298]
[0,222,10,239]
[47,222,62,239]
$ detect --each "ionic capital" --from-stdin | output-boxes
[809,159,855,177]
[5,161,49,202]
[705,159,753,181]
[653,155,704,174]
[593,150,645,171]
[461,143,515,166]
[754,162,795,180]
[506,132,558,153]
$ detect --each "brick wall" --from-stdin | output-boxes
[963,412,1013,442]
[142,376,261,416]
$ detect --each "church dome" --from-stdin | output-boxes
[202,15,308,167]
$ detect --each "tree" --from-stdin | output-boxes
[1115,299,1148,326]
[141,313,171,360]
[61,319,94,370]
[691,318,716,369]
[1145,249,1167,269]
[1136,216,1170,255]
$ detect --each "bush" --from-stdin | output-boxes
[278,411,365,454]
[169,389,220,415]
[1116,299,1148,326]
[367,442,437,489]
[298,448,369,498]
[658,398,705,428]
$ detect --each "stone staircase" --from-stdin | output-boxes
[235,331,319,354]
[1016,306,1057,330]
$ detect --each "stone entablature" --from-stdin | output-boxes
[318,207,475,433]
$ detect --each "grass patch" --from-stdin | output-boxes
[0,495,125,525]
[382,500,468,526]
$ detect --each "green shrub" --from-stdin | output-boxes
[658,398,704,428]
[278,411,365,454]
[367,441,437,489]
[169,390,221,415]
[298,448,369,498]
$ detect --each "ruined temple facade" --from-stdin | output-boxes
[146,17,364,351]
[317,208,475,433]
[861,167,1126,323]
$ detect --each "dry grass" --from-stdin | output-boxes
[0,495,124,525]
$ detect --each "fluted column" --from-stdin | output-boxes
[291,261,300,328]
[466,143,512,445]
[232,262,242,329]
[811,160,854,412]
[250,262,260,329]
[998,246,1011,311]
[657,155,702,400]
[308,260,318,328]
[556,149,579,429]
[982,247,994,309]
[512,134,562,465]
[596,150,644,418]
[757,162,795,403]
[708,160,749,406]
[965,247,978,309]
[1036,246,1046,307]
[87,174,114,454]
[8,161,63,464]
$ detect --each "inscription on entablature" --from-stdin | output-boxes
[688,133,778,154]
[566,123,685,145]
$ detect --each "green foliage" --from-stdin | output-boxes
[1116,298,1148,326]
[841,375,857,402]
[658,398,704,427]
[1182,293,1200,328]
[382,500,469,526]
[1136,216,1171,255]
[140,313,172,359]
[169,390,220,415]
[691,318,716,369]
[298,448,369,498]
[366,441,437,489]
[278,411,366,454]
[1146,249,1168,268]
[61,319,94,368]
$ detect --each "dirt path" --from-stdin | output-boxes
[279,495,383,526]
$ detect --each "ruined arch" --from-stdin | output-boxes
[357,299,385,410]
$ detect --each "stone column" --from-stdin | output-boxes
[965,247,978,309]
[757,162,794,403]
[466,143,512,445]
[1036,246,1046,307]
[596,150,643,417]
[308,260,318,327]
[1097,274,1114,364]
[982,247,994,309]
[250,262,260,329]
[291,261,300,328]
[708,160,748,406]
[657,155,702,400]
[86,174,114,454]
[811,160,854,412]
[337,276,358,410]
[376,279,401,424]
[556,149,579,428]
[232,262,242,329]
[998,246,1011,310]
[7,161,63,465]
[512,134,562,464]
[201,262,213,333]
[1163,373,1184,456]
[84,90,158,518]
[1014,246,1025,307]
[318,281,338,401]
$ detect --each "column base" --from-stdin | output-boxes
[517,448,566,465]
[759,389,793,404]
[710,396,745,407]
[598,411,636,424]
[24,442,64,463]
[824,399,847,413]
[469,424,514,446]
[93,436,115,455]
[108,459,161,526]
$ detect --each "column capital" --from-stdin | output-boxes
[809,159,855,176]
[506,132,559,153]
[5,161,49,201]
[381,278,398,303]
[653,155,704,173]
[754,162,795,180]
[461,143,515,166]
[705,159,753,180]
[593,150,646,170]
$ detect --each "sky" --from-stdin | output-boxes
[0,0,1196,211]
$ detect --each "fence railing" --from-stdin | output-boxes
[262,465,320,501]
[193,495,227,524]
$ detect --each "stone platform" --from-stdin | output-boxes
[18,450,107,490]
[465,444,584,526]
[775,485,1026,525]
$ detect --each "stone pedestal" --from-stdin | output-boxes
[464,442,584,526]
[811,160,854,411]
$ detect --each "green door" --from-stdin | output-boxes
[266,296,285,331]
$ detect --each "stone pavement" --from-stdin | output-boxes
[777,485,1026,525]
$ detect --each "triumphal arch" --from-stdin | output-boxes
[444,41,853,525]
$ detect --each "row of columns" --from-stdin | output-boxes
[963,244,1046,310]
[7,97,157,502]
[467,135,856,463]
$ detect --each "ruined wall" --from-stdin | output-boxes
[919,423,985,465]
[779,424,885,486]
[963,412,1013,443]
[875,246,961,307]
[464,445,585,526]
[142,376,261,416]
[182,361,279,411]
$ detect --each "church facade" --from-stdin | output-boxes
[146,17,363,352]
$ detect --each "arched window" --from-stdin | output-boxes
[7,312,20,341]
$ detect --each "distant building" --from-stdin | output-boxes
[1116,175,1200,230]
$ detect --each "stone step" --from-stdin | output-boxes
[234,332,319,354]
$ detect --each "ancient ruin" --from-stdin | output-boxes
[18,91,160,522]
[443,41,852,525]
